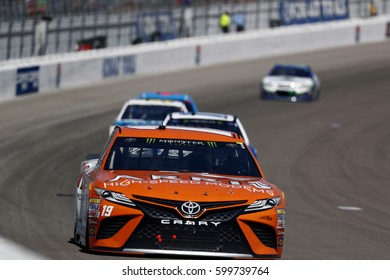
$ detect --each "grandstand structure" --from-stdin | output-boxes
[0,0,389,61]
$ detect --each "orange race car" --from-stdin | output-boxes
[74,125,285,259]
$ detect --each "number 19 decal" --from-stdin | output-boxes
[101,205,114,216]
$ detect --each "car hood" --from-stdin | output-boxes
[94,170,280,202]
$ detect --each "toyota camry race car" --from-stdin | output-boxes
[74,125,285,259]
[260,63,320,102]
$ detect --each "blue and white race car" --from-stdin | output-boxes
[260,64,321,102]
[109,99,187,134]
[138,91,198,113]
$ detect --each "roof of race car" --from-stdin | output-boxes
[138,91,198,113]
[138,91,193,101]
[115,99,188,121]
[165,112,236,122]
[113,125,243,141]
[161,112,252,147]
[121,98,187,108]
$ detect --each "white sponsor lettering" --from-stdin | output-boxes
[151,175,179,180]
[108,175,143,182]
[103,175,274,194]
[191,176,218,183]
[161,220,221,227]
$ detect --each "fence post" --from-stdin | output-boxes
[255,0,261,29]
[68,13,73,52]
[19,19,26,58]
[6,21,13,60]
[55,16,61,54]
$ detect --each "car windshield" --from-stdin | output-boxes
[269,65,311,78]
[166,118,243,138]
[121,105,184,121]
[104,137,261,177]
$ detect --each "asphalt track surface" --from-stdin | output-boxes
[0,41,389,260]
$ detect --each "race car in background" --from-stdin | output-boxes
[109,99,187,134]
[260,63,321,102]
[163,112,258,158]
[74,125,285,259]
[138,91,198,113]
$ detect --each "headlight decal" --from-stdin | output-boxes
[244,197,281,212]
[94,187,136,207]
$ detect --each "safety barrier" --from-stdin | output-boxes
[1,15,389,103]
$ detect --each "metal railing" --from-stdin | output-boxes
[1,0,389,61]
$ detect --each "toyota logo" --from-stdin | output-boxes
[181,201,201,216]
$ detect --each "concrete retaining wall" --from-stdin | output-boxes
[1,15,389,103]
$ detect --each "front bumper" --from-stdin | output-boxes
[261,88,316,102]
[88,200,285,259]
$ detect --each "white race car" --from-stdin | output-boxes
[261,63,321,102]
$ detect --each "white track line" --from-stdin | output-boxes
[337,206,363,211]
[0,236,46,260]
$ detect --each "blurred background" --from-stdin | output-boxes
[1,0,388,61]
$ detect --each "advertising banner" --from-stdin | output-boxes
[279,0,349,25]
[16,66,40,96]
[102,55,137,79]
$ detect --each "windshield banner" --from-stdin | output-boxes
[279,0,349,26]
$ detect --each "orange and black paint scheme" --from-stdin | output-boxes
[74,126,285,259]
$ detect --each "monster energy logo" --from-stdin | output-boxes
[146,138,156,144]
[207,141,217,148]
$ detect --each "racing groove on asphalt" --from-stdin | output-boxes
[0,41,389,260]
